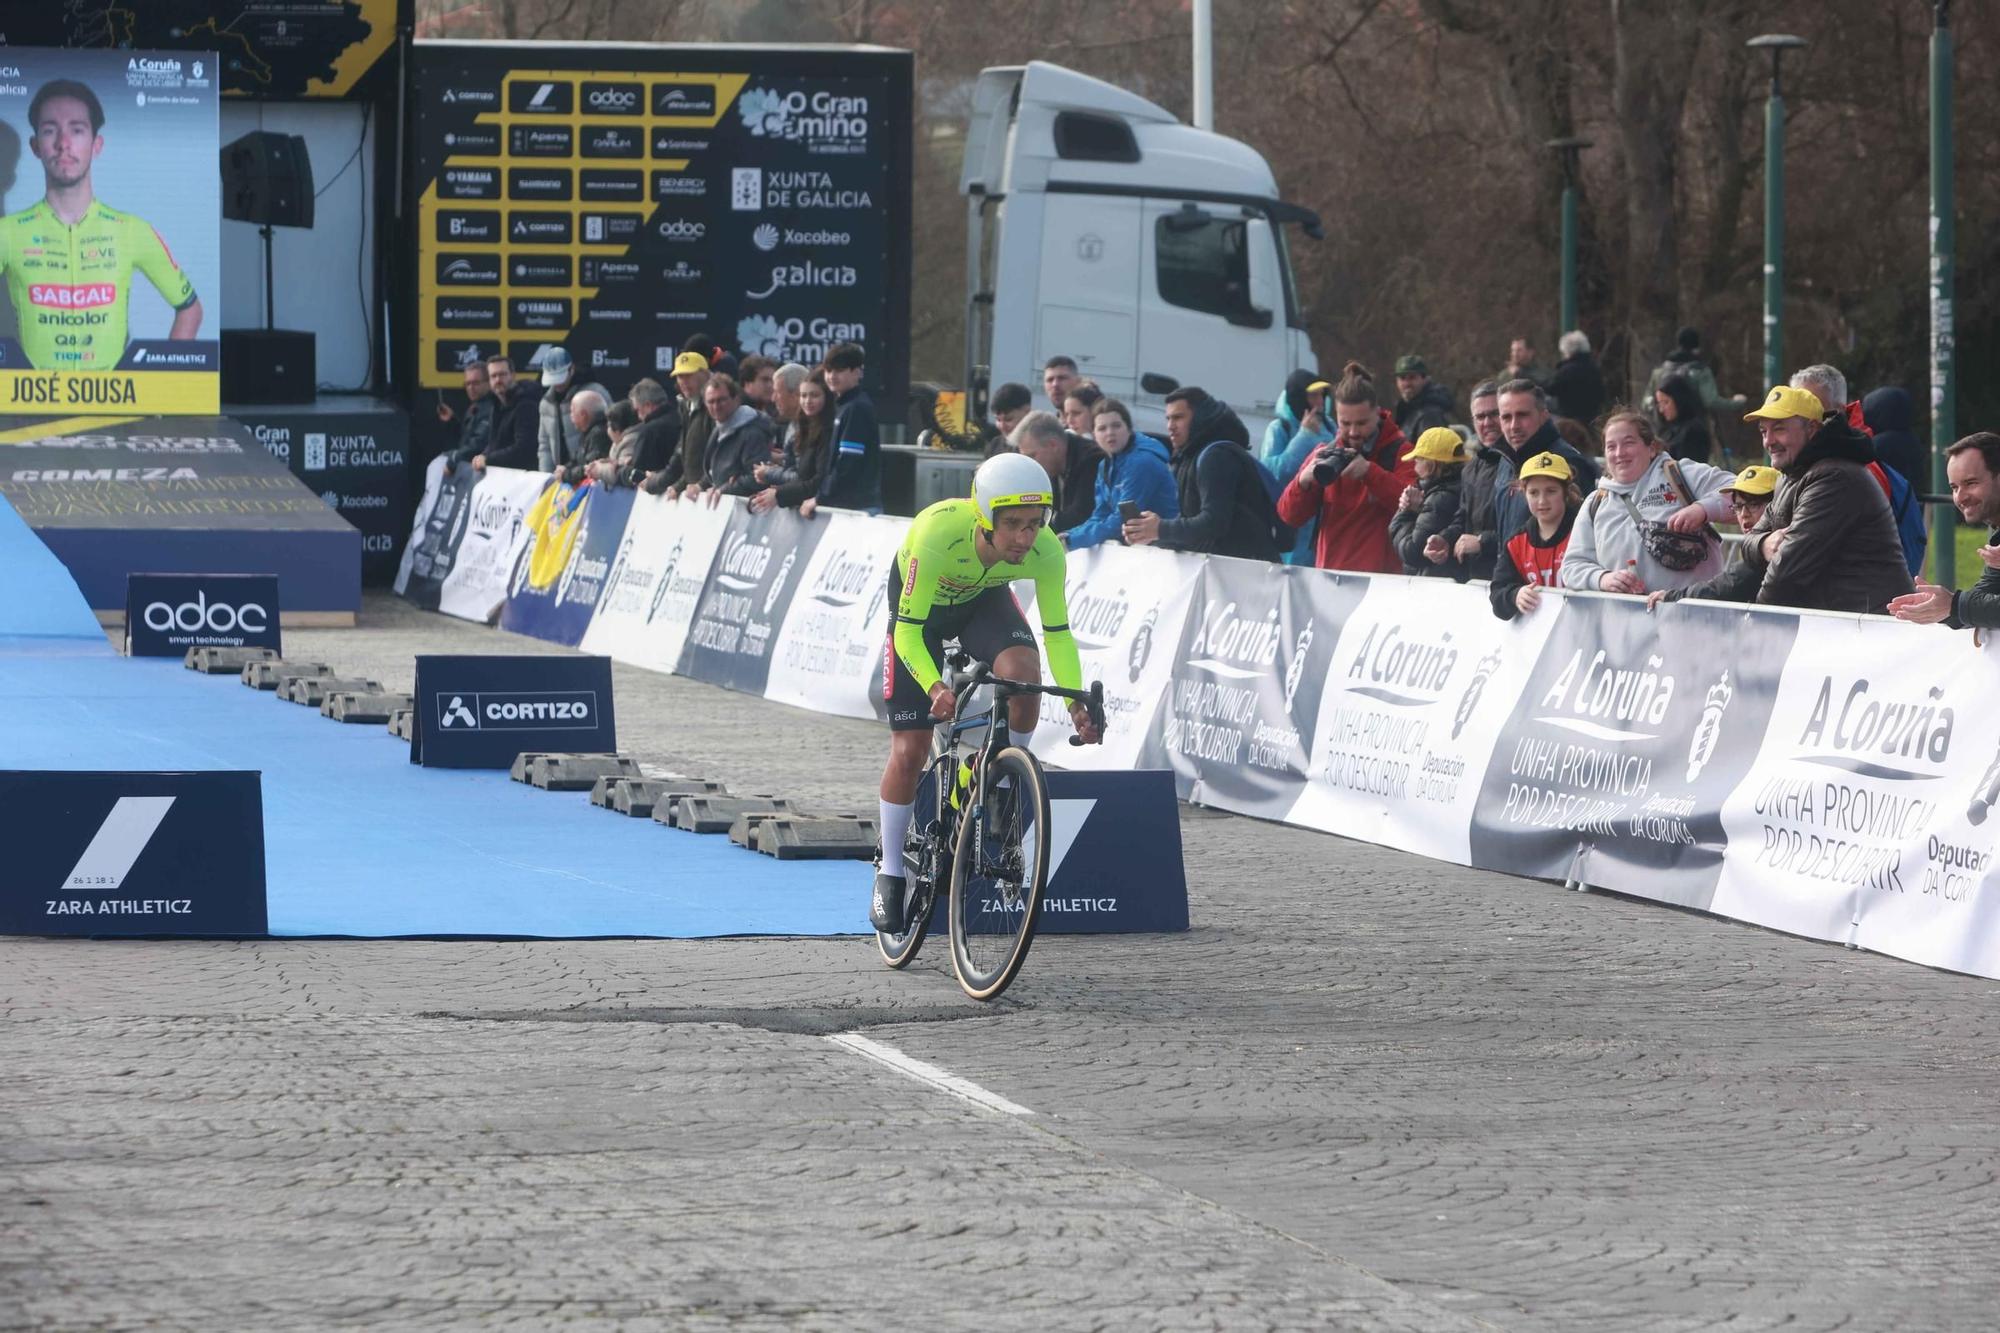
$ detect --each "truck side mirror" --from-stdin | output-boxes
[1231,217,1277,330]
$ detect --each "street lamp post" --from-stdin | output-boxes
[1747,34,1808,393]
[1930,0,1957,586]
[1545,137,1592,340]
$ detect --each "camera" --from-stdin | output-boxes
[1311,445,1359,485]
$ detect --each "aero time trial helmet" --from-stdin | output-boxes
[971,452,1054,530]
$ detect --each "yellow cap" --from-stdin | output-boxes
[1743,384,1825,423]
[1403,426,1466,463]
[1517,451,1573,483]
[1306,380,1332,395]
[1721,464,1780,497]
[671,351,710,376]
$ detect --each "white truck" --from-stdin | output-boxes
[957,61,1322,437]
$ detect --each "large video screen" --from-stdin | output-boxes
[408,42,912,413]
[0,47,221,414]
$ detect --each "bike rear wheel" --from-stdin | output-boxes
[948,746,1050,1001]
[877,764,950,968]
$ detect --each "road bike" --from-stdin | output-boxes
[876,652,1105,1001]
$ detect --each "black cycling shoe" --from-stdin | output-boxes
[869,872,907,934]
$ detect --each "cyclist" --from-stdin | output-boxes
[871,452,1102,933]
[0,79,203,371]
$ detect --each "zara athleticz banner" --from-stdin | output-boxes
[676,501,828,695]
[0,770,266,937]
[0,47,222,414]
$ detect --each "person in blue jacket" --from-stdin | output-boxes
[1256,370,1333,563]
[1063,397,1179,549]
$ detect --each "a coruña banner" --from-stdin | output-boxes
[500,479,635,645]
[397,446,2000,983]
[394,458,550,621]
[0,48,222,415]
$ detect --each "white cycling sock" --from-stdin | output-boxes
[878,799,914,873]
[1008,726,1035,751]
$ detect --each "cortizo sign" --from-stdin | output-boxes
[125,573,281,657]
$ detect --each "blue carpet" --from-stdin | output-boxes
[0,497,867,939]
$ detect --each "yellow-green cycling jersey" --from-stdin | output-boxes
[891,497,1082,695]
[0,199,197,370]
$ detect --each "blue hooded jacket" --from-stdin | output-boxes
[1064,432,1179,550]
[1259,374,1332,564]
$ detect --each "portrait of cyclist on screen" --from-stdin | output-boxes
[870,452,1104,935]
[0,78,203,371]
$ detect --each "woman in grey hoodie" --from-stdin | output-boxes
[1560,410,1732,597]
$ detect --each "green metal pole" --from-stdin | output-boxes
[1762,86,1785,391]
[1559,182,1578,338]
[1930,2,1957,586]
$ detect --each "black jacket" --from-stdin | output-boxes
[1947,526,2000,630]
[699,405,778,496]
[618,411,679,487]
[560,423,612,486]
[1862,387,1925,493]
[448,395,495,467]
[819,386,882,511]
[1156,398,1280,562]
[1455,441,1505,581]
[1053,430,1102,533]
[1656,375,1713,464]
[1740,415,1914,615]
[1470,420,1599,566]
[1391,381,1456,440]
[1388,468,1465,578]
[1547,353,1605,426]
[773,419,831,509]
[480,388,539,470]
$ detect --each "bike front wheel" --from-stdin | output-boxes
[948,746,1050,1001]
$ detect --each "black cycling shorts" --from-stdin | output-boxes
[881,569,1036,731]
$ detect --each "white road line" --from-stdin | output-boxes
[824,1033,1034,1117]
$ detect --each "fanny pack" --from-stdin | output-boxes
[1595,457,1717,572]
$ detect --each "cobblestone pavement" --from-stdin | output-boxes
[5,592,2000,1330]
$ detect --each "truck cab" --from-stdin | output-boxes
[959,61,1321,440]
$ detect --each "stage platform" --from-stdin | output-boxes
[0,492,863,939]
[0,414,361,622]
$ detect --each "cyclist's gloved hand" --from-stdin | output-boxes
[1069,700,1103,745]
[927,682,957,722]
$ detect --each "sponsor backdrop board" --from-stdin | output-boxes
[234,399,412,586]
[0,48,221,414]
[6,2,406,98]
[0,415,359,614]
[406,41,912,418]
[0,770,267,937]
[398,457,2000,975]
[411,653,617,768]
[125,572,280,656]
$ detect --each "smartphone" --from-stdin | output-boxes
[1118,500,1141,523]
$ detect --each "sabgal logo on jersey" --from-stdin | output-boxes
[30,283,118,309]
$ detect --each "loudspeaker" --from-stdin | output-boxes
[220,132,315,229]
[222,328,316,405]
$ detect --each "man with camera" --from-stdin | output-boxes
[1275,362,1415,573]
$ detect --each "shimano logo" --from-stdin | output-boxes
[435,690,598,730]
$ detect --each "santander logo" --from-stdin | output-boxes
[30,283,117,309]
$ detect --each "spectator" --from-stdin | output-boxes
[1789,363,1853,424]
[1276,362,1415,573]
[1261,373,1335,565]
[1547,330,1606,426]
[605,377,676,488]
[642,352,712,495]
[754,369,836,516]
[818,341,881,512]
[1555,416,1598,460]
[990,381,1033,438]
[1737,385,1914,614]
[1645,326,1742,414]
[1645,464,1779,610]
[1008,410,1098,533]
[1500,335,1545,387]
[736,354,777,417]
[597,398,639,481]
[1391,355,1456,440]
[750,363,806,494]
[1452,381,1507,579]
[1458,378,1599,576]
[1123,386,1280,562]
[1063,398,1178,551]
[1561,410,1730,597]
[558,389,610,486]
[444,359,493,469]
[467,355,538,471]
[1041,355,1079,411]
[686,373,777,499]
[1389,426,1468,578]
[1862,386,1924,492]
[1891,432,2000,629]
[1653,374,1714,463]
[1060,381,1105,437]
[1490,452,1582,620]
[535,347,609,475]
[682,331,735,380]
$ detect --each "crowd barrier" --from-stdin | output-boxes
[397,460,2000,980]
